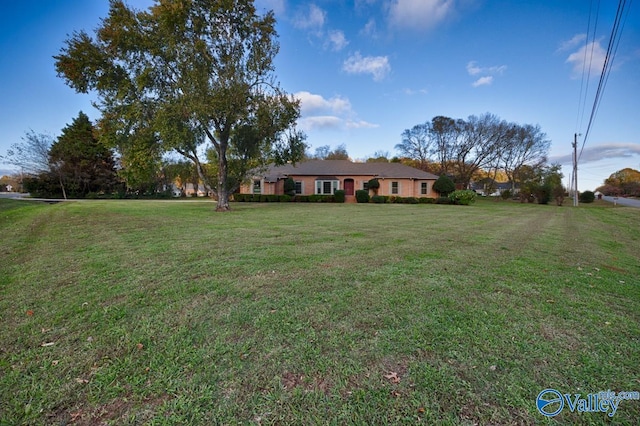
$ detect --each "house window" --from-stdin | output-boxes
[391,181,399,194]
[363,181,369,190]
[421,182,428,195]
[253,180,261,194]
[295,181,303,194]
[315,180,339,195]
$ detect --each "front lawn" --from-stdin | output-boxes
[1,199,638,424]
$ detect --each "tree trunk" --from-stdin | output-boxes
[216,143,230,211]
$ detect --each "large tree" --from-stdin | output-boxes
[501,123,549,191]
[452,113,506,188]
[395,122,433,170]
[49,112,118,198]
[55,0,305,211]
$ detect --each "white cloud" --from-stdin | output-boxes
[346,120,379,129]
[343,52,391,81]
[326,30,349,51]
[558,33,587,52]
[295,91,352,115]
[403,88,428,95]
[466,61,481,76]
[566,40,607,79]
[361,18,379,38]
[293,4,326,30]
[472,76,493,87]
[466,61,506,76]
[467,61,506,87]
[294,91,378,131]
[298,116,343,131]
[550,143,640,164]
[388,0,455,32]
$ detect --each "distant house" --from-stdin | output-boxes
[170,183,211,197]
[471,178,519,197]
[241,160,439,199]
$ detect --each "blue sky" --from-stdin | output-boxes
[1,0,639,191]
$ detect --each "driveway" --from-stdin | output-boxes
[0,192,28,199]
[602,195,640,208]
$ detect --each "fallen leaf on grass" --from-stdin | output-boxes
[136,343,144,350]
[75,378,89,384]
[26,310,34,316]
[41,342,55,347]
[51,360,59,366]
[489,365,497,371]
[384,372,400,383]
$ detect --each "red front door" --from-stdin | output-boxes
[344,179,354,196]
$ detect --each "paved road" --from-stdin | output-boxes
[602,195,640,208]
[0,192,28,199]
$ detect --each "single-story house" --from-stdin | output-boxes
[241,160,439,198]
[471,178,519,197]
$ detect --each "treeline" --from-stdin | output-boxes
[395,113,551,189]
[597,168,640,197]
[1,112,205,199]
[4,113,119,198]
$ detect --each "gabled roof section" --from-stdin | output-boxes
[261,160,439,181]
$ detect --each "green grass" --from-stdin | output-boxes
[1,198,639,425]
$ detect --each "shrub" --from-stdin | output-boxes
[283,177,296,196]
[279,194,291,202]
[433,175,456,196]
[404,197,418,204]
[448,189,477,205]
[371,195,386,203]
[579,190,595,203]
[355,190,370,203]
[367,178,380,193]
[418,197,435,204]
[534,185,550,205]
[500,189,512,200]
[334,190,346,203]
[436,196,451,204]
[294,195,309,202]
[309,194,333,202]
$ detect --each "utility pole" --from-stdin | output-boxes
[572,133,578,207]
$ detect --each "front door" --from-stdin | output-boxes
[344,179,354,196]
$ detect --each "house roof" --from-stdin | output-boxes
[470,178,519,190]
[260,160,439,182]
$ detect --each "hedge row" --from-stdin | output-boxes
[234,193,340,203]
[369,195,439,204]
[234,193,448,205]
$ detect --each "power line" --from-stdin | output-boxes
[575,0,600,134]
[578,0,632,161]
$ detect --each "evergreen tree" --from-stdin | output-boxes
[49,112,117,197]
